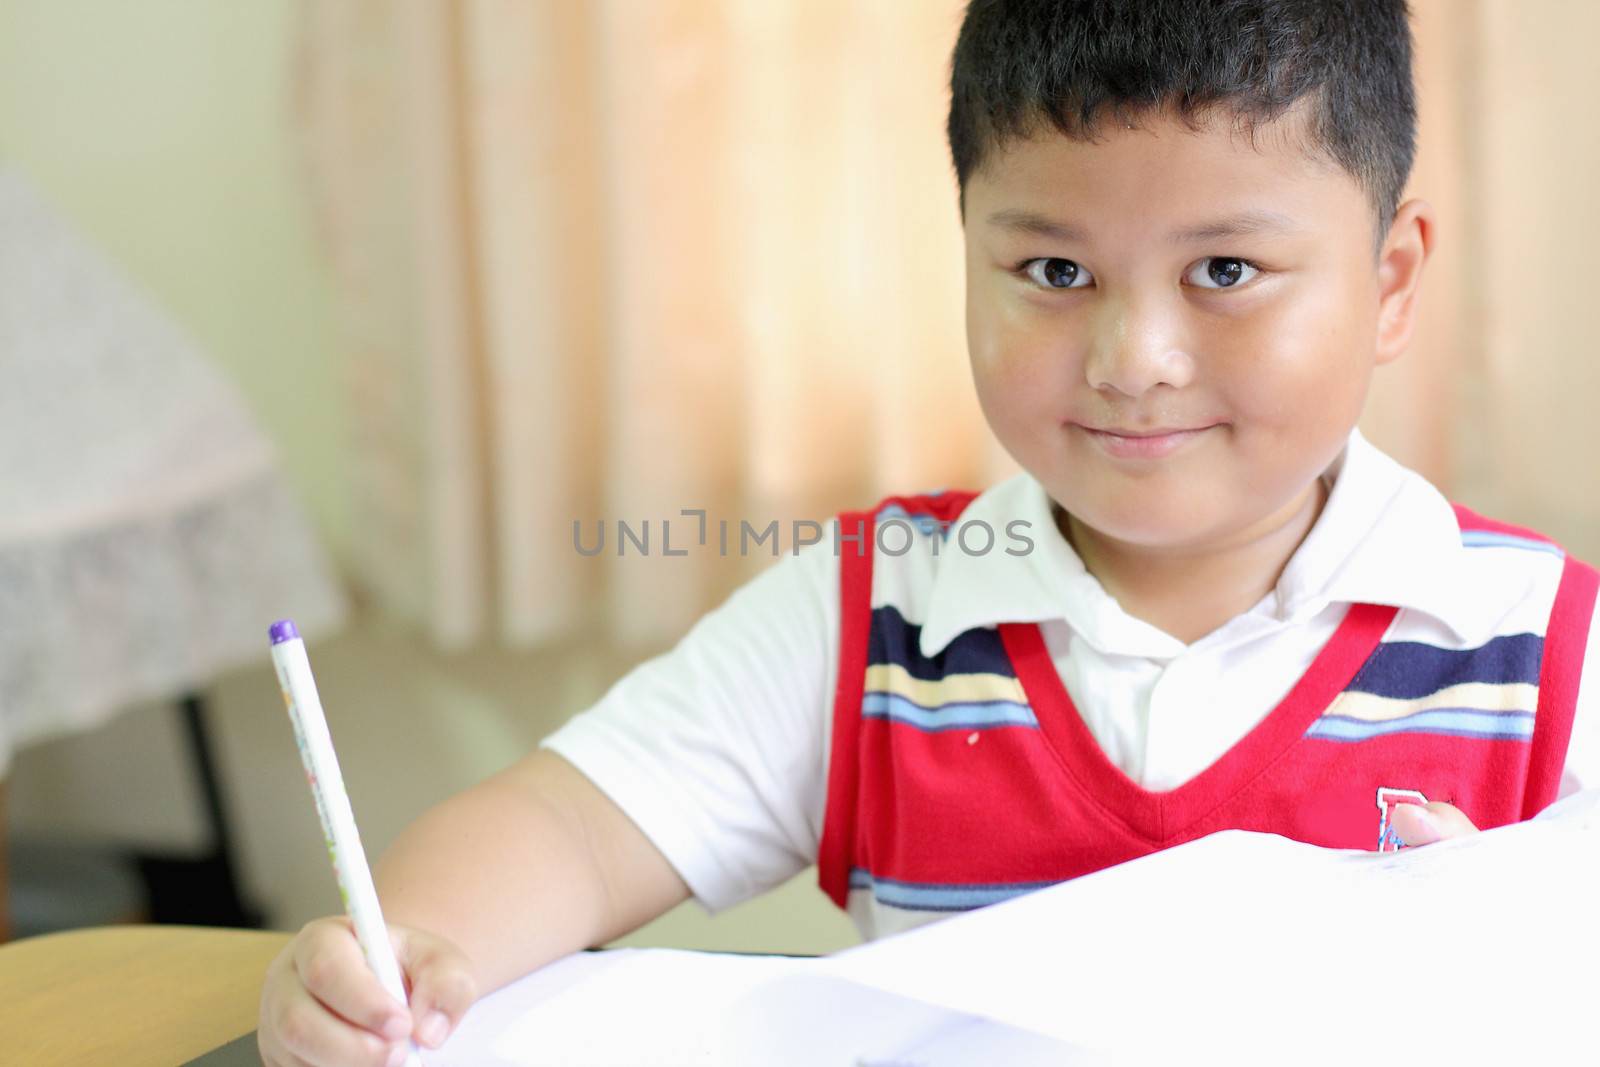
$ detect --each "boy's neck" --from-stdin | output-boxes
[1058,478,1330,647]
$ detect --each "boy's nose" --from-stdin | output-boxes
[1082,300,1196,397]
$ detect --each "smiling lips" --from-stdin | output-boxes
[1074,422,1220,459]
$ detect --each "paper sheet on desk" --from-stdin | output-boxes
[426,789,1600,1066]
[427,948,1092,1066]
[812,786,1600,1063]
[426,949,796,1065]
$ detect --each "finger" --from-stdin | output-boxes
[393,928,480,1049]
[259,945,325,1067]
[266,972,409,1067]
[1392,801,1478,847]
[293,919,414,1042]
[256,1028,317,1067]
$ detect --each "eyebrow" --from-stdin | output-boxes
[985,208,1304,245]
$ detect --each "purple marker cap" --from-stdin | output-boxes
[269,619,300,645]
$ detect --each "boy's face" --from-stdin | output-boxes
[963,107,1414,554]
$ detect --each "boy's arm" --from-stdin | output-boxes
[365,533,839,1004]
[264,540,835,1065]
[372,747,691,997]
[263,749,688,1065]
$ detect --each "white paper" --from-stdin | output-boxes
[426,789,1600,1066]
[723,973,1097,1066]
[429,948,1087,1066]
[428,949,799,1066]
[815,787,1600,1064]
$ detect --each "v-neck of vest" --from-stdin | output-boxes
[998,602,1399,844]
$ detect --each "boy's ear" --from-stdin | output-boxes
[1373,198,1436,366]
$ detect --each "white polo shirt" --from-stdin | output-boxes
[541,430,1600,915]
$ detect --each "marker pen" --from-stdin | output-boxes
[270,619,424,1067]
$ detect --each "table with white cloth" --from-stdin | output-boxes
[0,166,345,937]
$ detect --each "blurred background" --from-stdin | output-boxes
[1,0,1595,957]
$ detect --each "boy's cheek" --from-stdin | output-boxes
[970,342,1076,433]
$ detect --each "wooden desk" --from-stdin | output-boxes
[0,925,289,1066]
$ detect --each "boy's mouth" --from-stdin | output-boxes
[1071,422,1220,460]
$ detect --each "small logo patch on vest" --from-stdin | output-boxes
[1376,787,1429,851]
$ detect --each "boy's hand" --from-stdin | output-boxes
[259,916,479,1067]
[1390,801,1478,847]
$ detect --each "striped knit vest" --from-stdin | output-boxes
[817,491,1599,939]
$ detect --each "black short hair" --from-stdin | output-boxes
[948,0,1416,242]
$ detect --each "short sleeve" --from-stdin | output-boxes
[539,537,840,913]
[1557,601,1600,798]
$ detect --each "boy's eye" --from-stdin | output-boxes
[1018,256,1262,291]
[1185,256,1261,289]
[1021,257,1092,289]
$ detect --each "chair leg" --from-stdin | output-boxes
[0,779,11,943]
[179,692,246,893]
[136,693,264,928]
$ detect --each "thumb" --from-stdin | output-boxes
[391,927,480,1050]
[1391,801,1478,847]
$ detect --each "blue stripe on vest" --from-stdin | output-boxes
[868,605,1015,681]
[875,503,955,538]
[1344,634,1542,700]
[848,868,1061,912]
[1306,707,1535,743]
[861,691,1039,731]
[1460,530,1566,557]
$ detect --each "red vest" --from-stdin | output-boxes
[818,492,1598,917]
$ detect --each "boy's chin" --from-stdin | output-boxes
[1057,497,1236,554]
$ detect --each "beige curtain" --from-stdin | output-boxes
[1369,0,1600,551]
[294,0,1600,651]
[296,0,996,650]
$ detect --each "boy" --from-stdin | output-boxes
[260,2,1598,1064]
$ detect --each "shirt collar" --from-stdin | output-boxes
[917,428,1478,660]
[917,469,1181,659]
[1284,428,1474,635]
